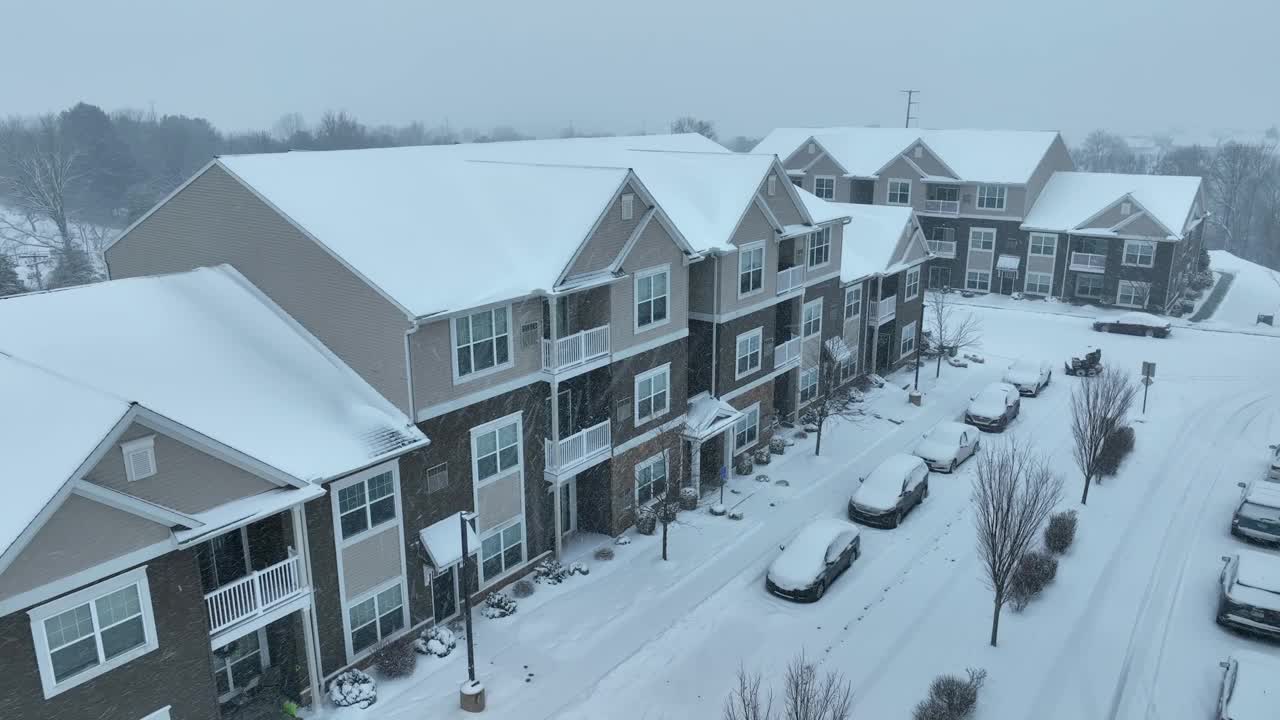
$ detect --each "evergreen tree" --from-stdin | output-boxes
[0,254,26,297]
[46,244,100,289]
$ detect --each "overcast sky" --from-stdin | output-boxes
[6,0,1276,142]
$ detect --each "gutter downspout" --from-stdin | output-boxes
[1058,234,1071,299]
[404,320,420,423]
[710,252,720,397]
[290,504,324,707]
[549,296,563,560]
[872,276,883,376]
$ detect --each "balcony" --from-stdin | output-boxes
[1069,252,1107,274]
[777,265,806,295]
[924,199,960,216]
[867,299,896,326]
[927,240,957,258]
[545,420,611,474]
[773,337,802,368]
[542,324,610,373]
[205,553,306,636]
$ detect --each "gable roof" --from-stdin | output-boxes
[799,196,918,282]
[1021,171,1204,238]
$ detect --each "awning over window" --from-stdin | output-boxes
[419,512,478,570]
[683,393,743,442]
[997,254,1021,272]
[824,336,853,364]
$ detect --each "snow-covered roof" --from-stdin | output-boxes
[684,393,743,442]
[0,266,425,489]
[1227,651,1280,720]
[819,201,915,282]
[1022,171,1203,238]
[174,485,326,546]
[420,511,479,570]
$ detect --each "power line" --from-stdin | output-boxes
[900,90,920,128]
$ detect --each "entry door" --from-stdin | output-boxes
[1000,273,1015,295]
[928,266,951,290]
[432,566,458,624]
[560,479,578,538]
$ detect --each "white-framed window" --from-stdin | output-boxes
[813,176,835,200]
[807,227,831,267]
[621,193,635,221]
[29,566,158,699]
[454,306,512,380]
[634,265,670,330]
[969,228,995,251]
[905,267,920,300]
[802,298,823,338]
[1117,280,1150,308]
[472,414,522,485]
[738,242,765,296]
[767,175,777,196]
[965,270,991,292]
[887,179,911,205]
[843,286,862,321]
[212,630,265,701]
[976,185,1007,211]
[1123,240,1155,268]
[799,367,819,404]
[900,321,917,358]
[479,519,525,583]
[1025,272,1053,295]
[733,404,760,452]
[1076,274,1104,299]
[839,356,857,382]
[348,581,405,655]
[425,462,449,494]
[735,328,763,379]
[635,452,669,505]
[121,436,156,482]
[336,470,396,541]
[635,364,671,424]
[1029,233,1058,256]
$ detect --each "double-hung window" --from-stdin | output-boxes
[212,631,264,700]
[808,227,831,267]
[1117,280,1150,308]
[799,367,819,404]
[976,185,1007,210]
[474,418,521,483]
[635,365,670,424]
[635,266,670,329]
[900,321,917,358]
[348,583,404,655]
[905,267,920,300]
[635,452,668,505]
[337,470,396,540]
[735,329,762,379]
[1076,274,1104,299]
[1123,240,1155,268]
[455,307,511,379]
[1025,272,1053,295]
[802,299,823,338]
[734,404,760,452]
[1029,233,1058,256]
[966,271,991,292]
[969,228,995,251]
[813,176,835,200]
[480,521,524,582]
[738,243,764,296]
[843,286,862,321]
[887,179,911,205]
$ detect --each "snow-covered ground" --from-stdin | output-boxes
[317,268,1280,720]
[1205,250,1280,330]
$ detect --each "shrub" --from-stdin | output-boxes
[1189,269,1213,290]
[511,579,536,598]
[753,447,772,465]
[735,453,754,476]
[414,625,457,657]
[1198,248,1211,272]
[769,436,787,455]
[533,559,569,584]
[1044,510,1078,555]
[1179,299,1195,314]
[912,668,987,720]
[328,669,376,708]
[371,638,416,679]
[1009,551,1058,611]
[481,591,517,619]
[636,507,657,535]
[680,486,699,510]
[569,561,589,576]
[593,546,615,561]
[1097,425,1136,476]
[1184,287,1203,300]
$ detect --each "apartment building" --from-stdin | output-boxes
[0,267,426,720]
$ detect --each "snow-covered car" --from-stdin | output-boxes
[1232,482,1280,545]
[765,519,861,602]
[1268,444,1280,481]
[1216,550,1280,639]
[964,382,1021,432]
[1092,312,1172,338]
[1217,651,1280,720]
[1002,358,1053,397]
[848,454,929,528]
[913,421,980,473]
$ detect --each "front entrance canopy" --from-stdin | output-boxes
[683,393,743,443]
[419,512,479,570]
[997,254,1021,273]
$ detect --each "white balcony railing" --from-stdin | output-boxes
[541,324,610,373]
[777,266,806,295]
[1069,252,1107,273]
[867,299,896,326]
[545,420,611,472]
[773,337,802,367]
[924,199,960,216]
[927,240,957,258]
[205,553,305,636]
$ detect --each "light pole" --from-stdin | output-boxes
[459,512,485,711]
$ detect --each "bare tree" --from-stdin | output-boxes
[0,115,84,255]
[724,653,851,720]
[973,439,1063,647]
[1207,141,1275,253]
[926,290,982,378]
[806,353,864,457]
[656,445,688,561]
[669,116,717,141]
[1069,368,1137,505]
[724,666,773,720]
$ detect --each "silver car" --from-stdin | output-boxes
[913,421,980,473]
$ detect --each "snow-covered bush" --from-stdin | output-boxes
[1179,299,1195,314]
[533,559,569,584]
[753,447,772,465]
[769,436,787,455]
[1189,269,1213,290]
[1184,287,1203,301]
[709,503,727,516]
[371,639,416,678]
[680,486,699,510]
[511,579,536,598]
[328,669,377,708]
[414,625,457,658]
[569,561,589,576]
[656,499,679,524]
[912,668,986,720]
[593,546,615,561]
[1009,551,1058,611]
[1044,510,1078,555]
[735,453,754,476]
[636,507,657,535]
[481,591,517,619]
[1097,425,1135,476]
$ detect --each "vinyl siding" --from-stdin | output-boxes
[1118,214,1171,238]
[340,524,403,601]
[565,180,646,277]
[610,220,689,354]
[720,205,779,315]
[803,154,850,205]
[758,169,806,227]
[1079,202,1141,231]
[904,144,952,177]
[688,256,716,315]
[1022,137,1075,214]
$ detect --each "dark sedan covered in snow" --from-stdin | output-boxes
[848,454,929,528]
[1092,311,1172,338]
[766,519,862,602]
[1232,482,1280,546]
[1217,550,1280,639]
[965,382,1021,432]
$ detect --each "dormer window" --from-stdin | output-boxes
[621,193,635,221]
[1121,201,1132,216]
[122,436,156,482]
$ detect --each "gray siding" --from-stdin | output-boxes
[803,154,851,206]
[758,168,806,227]
[1119,214,1171,237]
[875,156,1029,220]
[1023,136,1075,214]
[609,220,689,354]
[1079,202,1137,231]
[904,144,952,177]
[687,256,716,315]
[565,180,647,277]
[719,204,779,315]
[340,524,403,601]
[105,164,412,413]
[85,423,277,514]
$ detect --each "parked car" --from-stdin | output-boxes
[1216,550,1280,639]
[1092,311,1172,338]
[1217,651,1280,720]
[913,421,980,473]
[848,454,929,528]
[1002,359,1053,396]
[1232,482,1280,546]
[965,382,1021,432]
[765,519,862,602]
[1268,443,1280,481]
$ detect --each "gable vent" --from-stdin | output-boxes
[1121,201,1132,216]
[621,193,635,221]
[807,143,816,155]
[767,176,777,196]
[913,145,923,158]
[122,436,157,482]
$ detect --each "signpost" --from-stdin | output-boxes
[1140,362,1156,414]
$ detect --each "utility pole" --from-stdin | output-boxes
[900,90,920,128]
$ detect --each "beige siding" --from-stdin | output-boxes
[688,257,716,314]
[341,524,403,601]
[826,224,845,280]
[782,140,820,169]
[0,495,172,601]
[1082,204,1168,236]
[1120,214,1171,238]
[609,220,689,353]
[1023,137,1075,213]
[717,203,780,315]
[874,157,925,211]
[905,144,952,177]
[759,169,806,227]
[475,473,523,534]
[731,203,775,249]
[895,227,927,265]
[803,154,851,202]
[566,180,646,277]
[105,164,411,412]
[410,296,544,415]
[85,423,278,513]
